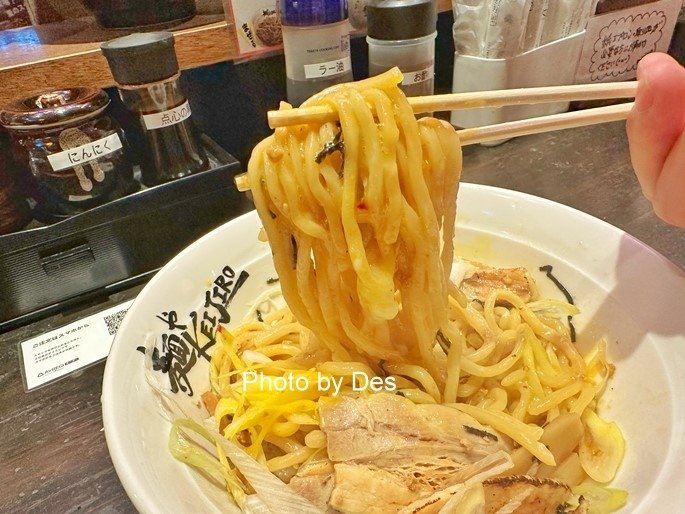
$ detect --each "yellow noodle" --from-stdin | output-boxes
[501,369,527,387]
[512,382,532,421]
[398,389,439,404]
[385,363,442,402]
[479,388,508,411]
[460,337,524,378]
[187,70,624,507]
[258,344,300,358]
[264,435,303,453]
[271,421,300,438]
[317,361,377,378]
[569,382,597,415]
[267,446,317,472]
[522,338,546,399]
[443,325,465,404]
[304,430,327,449]
[528,381,584,416]
[451,403,554,465]
[457,374,485,398]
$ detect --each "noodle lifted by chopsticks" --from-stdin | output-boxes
[181,69,627,513]
[248,68,462,380]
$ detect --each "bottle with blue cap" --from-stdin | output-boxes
[280,0,354,106]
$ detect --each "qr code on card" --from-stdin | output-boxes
[103,309,128,336]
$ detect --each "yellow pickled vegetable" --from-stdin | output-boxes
[573,480,628,513]
[579,409,625,483]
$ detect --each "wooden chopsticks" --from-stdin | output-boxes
[458,102,633,145]
[267,81,638,128]
[234,83,637,192]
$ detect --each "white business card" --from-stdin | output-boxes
[20,300,134,391]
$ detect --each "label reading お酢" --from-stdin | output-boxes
[401,64,434,86]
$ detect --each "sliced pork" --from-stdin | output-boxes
[290,393,510,513]
[459,266,537,304]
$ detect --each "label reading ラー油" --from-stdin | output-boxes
[303,56,352,79]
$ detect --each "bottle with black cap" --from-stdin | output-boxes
[101,32,208,186]
[366,0,437,97]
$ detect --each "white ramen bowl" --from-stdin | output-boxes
[102,183,685,513]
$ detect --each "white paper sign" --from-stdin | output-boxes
[47,132,122,172]
[20,300,134,390]
[575,0,681,83]
[142,100,192,130]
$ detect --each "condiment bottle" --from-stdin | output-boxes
[279,0,354,106]
[367,0,437,97]
[0,87,135,219]
[101,32,208,186]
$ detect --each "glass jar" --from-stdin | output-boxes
[0,88,136,219]
[101,32,209,186]
[116,74,208,185]
[366,0,437,98]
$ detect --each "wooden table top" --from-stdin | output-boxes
[1,120,683,513]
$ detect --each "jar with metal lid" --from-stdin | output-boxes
[101,32,209,186]
[0,88,136,220]
[366,0,437,97]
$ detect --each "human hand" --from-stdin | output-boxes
[626,52,685,227]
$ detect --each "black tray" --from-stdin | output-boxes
[0,138,252,333]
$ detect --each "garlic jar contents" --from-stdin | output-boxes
[101,32,208,186]
[0,88,135,217]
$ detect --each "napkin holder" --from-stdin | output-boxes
[451,31,586,132]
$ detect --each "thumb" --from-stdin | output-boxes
[626,52,685,200]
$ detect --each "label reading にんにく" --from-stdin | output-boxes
[47,132,122,172]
